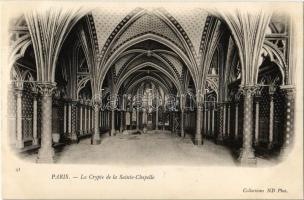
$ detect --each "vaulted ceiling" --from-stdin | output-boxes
[10,7,290,101]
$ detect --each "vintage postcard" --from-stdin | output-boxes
[0,1,303,199]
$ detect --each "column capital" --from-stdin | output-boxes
[70,99,79,107]
[269,85,277,96]
[92,94,102,103]
[280,85,295,97]
[85,100,91,106]
[36,82,57,97]
[239,85,260,97]
[14,80,24,91]
[31,84,39,96]
[93,103,101,111]
[79,99,85,105]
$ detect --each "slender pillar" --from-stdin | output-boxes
[235,103,239,139]
[211,105,215,136]
[216,103,224,144]
[88,104,91,133]
[110,109,115,136]
[79,102,83,135]
[70,101,78,142]
[207,107,211,135]
[63,103,67,134]
[107,111,110,129]
[68,102,72,135]
[238,86,258,165]
[194,92,203,145]
[15,87,23,148]
[227,104,231,137]
[120,111,124,133]
[268,89,275,149]
[136,109,139,130]
[180,109,185,137]
[195,106,203,145]
[171,112,175,133]
[223,103,226,137]
[84,103,87,134]
[36,83,56,163]
[90,105,93,132]
[204,106,207,133]
[162,112,165,130]
[254,99,260,145]
[155,106,159,130]
[92,103,101,144]
[280,86,295,158]
[99,110,102,127]
[32,89,38,145]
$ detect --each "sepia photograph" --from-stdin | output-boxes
[1,1,303,199]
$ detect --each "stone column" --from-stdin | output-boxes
[99,110,102,127]
[254,97,260,146]
[15,84,24,149]
[280,85,295,158]
[235,102,239,140]
[32,87,39,145]
[162,112,165,130]
[36,83,56,163]
[90,104,93,133]
[70,101,78,142]
[68,102,72,136]
[194,92,203,145]
[120,111,124,133]
[227,104,231,137]
[211,105,215,136]
[204,105,207,133]
[207,107,211,135]
[216,103,224,144]
[129,111,132,129]
[84,102,87,134]
[79,102,83,135]
[92,103,101,145]
[171,112,175,133]
[180,109,185,138]
[155,105,159,131]
[63,103,67,135]
[136,109,139,130]
[107,111,110,129]
[268,87,275,149]
[223,103,226,137]
[238,86,258,165]
[88,104,91,133]
[110,109,115,136]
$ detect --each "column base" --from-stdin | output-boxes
[16,140,24,149]
[92,139,101,145]
[36,147,55,163]
[215,134,224,145]
[91,133,101,145]
[194,138,203,145]
[267,142,274,150]
[79,130,84,136]
[110,129,116,136]
[279,146,290,161]
[238,148,257,166]
[32,138,39,146]
[181,131,185,138]
[70,132,78,143]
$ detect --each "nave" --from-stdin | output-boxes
[20,131,275,166]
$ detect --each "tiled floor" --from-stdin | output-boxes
[21,131,277,166]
